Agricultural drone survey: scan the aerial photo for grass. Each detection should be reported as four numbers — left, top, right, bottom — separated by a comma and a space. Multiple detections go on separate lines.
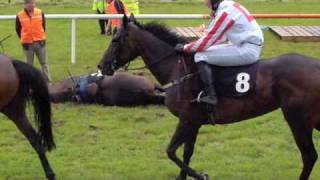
0, 1, 320, 180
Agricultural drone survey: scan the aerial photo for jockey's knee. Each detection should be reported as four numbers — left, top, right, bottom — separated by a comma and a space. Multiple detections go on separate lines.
195, 53, 209, 64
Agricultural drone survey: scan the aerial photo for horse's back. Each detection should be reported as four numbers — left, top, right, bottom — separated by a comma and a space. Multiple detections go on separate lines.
0, 55, 19, 109
261, 53, 320, 107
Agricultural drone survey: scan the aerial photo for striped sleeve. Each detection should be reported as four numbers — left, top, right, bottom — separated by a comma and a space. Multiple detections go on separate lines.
183, 12, 235, 53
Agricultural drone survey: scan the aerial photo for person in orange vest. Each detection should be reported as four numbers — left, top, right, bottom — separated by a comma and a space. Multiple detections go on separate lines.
106, 0, 129, 33
15, 0, 51, 82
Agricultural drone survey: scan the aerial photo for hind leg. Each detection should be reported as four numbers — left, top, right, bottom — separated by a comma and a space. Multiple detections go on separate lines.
282, 107, 318, 180
2, 101, 55, 180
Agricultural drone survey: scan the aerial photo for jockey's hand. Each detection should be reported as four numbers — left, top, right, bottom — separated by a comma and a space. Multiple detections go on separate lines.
174, 44, 185, 53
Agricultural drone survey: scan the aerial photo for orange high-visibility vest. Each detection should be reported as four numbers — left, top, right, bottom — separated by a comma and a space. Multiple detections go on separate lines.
107, 0, 129, 28
18, 8, 46, 44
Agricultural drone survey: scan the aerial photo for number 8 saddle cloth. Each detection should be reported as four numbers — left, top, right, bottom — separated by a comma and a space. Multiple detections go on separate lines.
211, 61, 259, 98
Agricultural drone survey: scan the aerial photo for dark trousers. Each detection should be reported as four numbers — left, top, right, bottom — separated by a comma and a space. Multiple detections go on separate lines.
97, 11, 108, 34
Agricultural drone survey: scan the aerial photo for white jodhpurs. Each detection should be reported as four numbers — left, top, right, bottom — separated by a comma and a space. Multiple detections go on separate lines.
194, 43, 263, 66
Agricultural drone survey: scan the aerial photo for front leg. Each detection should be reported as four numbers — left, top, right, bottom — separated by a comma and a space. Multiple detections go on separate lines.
176, 130, 198, 180
167, 119, 206, 180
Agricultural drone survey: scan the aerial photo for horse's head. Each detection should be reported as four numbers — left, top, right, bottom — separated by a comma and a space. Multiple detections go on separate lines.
98, 14, 140, 76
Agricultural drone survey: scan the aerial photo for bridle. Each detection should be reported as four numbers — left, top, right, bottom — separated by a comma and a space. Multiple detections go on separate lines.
107, 36, 176, 72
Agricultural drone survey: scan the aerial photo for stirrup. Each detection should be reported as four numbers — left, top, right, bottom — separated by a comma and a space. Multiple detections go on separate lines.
190, 91, 204, 104
191, 91, 218, 105
197, 91, 205, 103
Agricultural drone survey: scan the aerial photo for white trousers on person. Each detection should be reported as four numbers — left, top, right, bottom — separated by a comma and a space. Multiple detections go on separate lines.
194, 43, 262, 66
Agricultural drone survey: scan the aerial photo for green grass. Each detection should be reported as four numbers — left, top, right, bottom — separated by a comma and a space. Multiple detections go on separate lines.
0, 1, 320, 180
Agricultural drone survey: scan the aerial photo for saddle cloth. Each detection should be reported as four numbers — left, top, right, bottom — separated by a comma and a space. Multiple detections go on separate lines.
211, 62, 259, 98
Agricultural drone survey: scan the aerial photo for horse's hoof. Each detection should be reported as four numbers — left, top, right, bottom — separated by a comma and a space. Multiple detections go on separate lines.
198, 173, 209, 180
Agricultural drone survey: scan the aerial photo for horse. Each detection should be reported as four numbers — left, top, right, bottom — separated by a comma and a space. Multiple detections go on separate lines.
98, 15, 320, 180
0, 54, 55, 179
49, 72, 165, 106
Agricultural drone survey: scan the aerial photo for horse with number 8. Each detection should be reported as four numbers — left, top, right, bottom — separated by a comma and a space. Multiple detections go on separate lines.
98, 15, 320, 180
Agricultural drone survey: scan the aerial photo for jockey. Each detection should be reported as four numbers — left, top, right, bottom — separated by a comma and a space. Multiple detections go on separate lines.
175, 0, 264, 106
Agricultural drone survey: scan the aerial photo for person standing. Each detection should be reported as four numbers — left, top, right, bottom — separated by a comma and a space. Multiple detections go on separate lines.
122, 0, 139, 15
107, 0, 129, 32
16, 0, 51, 82
92, 0, 111, 35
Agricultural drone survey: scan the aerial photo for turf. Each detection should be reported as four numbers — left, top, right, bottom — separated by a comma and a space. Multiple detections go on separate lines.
0, 1, 320, 180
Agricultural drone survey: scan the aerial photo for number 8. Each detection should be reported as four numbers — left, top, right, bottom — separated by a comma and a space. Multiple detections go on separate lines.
236, 73, 250, 93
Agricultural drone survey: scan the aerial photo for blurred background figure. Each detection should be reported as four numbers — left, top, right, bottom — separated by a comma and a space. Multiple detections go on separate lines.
16, 0, 51, 82
107, 0, 128, 33
123, 0, 140, 15
92, 0, 111, 35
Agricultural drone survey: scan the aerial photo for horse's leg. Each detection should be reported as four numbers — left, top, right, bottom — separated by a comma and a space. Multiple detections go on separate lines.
282, 107, 317, 180
167, 120, 206, 180
176, 127, 199, 180
2, 101, 55, 180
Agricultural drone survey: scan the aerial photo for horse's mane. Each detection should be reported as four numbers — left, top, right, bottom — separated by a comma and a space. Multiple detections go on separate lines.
140, 22, 189, 46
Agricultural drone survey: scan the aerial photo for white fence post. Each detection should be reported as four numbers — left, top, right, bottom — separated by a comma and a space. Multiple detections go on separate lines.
71, 18, 76, 64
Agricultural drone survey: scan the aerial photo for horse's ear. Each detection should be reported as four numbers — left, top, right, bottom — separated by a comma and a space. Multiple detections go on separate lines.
123, 14, 129, 28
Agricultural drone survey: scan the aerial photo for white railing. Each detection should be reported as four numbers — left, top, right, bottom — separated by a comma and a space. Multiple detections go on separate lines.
1, 14, 320, 64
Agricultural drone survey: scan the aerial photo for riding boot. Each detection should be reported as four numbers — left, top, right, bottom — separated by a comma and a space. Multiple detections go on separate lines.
196, 61, 218, 105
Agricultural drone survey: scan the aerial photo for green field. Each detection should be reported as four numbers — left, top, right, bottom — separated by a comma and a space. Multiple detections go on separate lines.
1, 1, 320, 180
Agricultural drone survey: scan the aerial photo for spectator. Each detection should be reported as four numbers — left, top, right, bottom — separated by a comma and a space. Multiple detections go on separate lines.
123, 0, 139, 15
92, 0, 111, 35
107, 0, 129, 33
16, 0, 51, 82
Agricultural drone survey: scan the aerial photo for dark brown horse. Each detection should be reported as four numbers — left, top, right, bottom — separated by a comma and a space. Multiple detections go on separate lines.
49, 72, 164, 106
98, 15, 320, 180
0, 54, 55, 180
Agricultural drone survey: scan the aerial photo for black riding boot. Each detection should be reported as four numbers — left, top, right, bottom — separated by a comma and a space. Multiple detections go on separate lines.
196, 61, 218, 105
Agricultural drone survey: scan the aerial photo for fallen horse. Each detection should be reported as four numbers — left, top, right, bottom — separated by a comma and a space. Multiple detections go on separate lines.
49, 72, 165, 106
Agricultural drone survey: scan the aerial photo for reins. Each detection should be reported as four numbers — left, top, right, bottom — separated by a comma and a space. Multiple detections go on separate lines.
0, 35, 12, 53
122, 51, 197, 91
163, 54, 198, 90
123, 49, 175, 71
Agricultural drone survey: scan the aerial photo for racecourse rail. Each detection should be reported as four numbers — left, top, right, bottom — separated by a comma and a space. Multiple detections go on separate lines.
1, 14, 320, 64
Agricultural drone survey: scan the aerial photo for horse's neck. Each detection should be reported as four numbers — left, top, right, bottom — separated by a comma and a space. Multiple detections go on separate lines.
136, 32, 181, 85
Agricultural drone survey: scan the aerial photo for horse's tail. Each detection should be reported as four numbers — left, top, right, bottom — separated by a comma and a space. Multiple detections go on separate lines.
12, 60, 55, 151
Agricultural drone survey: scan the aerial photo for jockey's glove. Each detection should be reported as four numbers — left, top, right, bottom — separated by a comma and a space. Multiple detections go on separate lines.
174, 44, 185, 53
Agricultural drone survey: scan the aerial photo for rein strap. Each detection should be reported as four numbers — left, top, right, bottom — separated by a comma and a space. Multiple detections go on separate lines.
163, 72, 197, 90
